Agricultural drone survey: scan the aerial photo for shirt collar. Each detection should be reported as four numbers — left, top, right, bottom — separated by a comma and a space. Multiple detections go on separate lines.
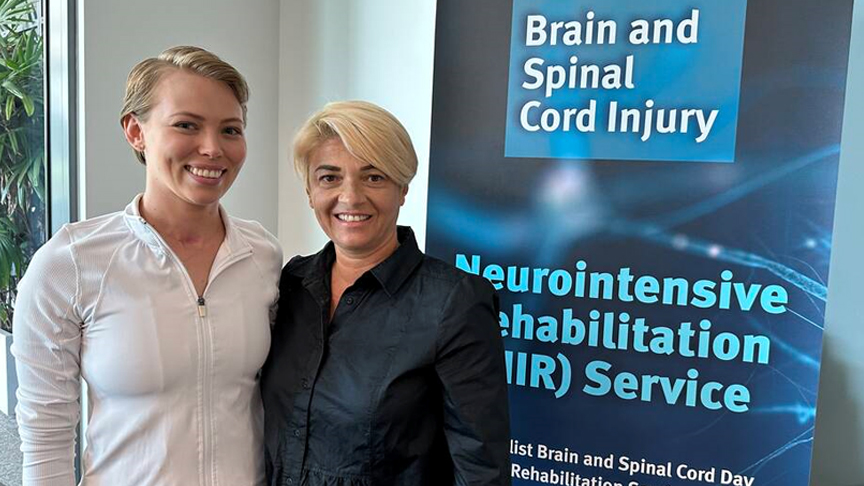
289, 226, 424, 298
122, 194, 252, 257
369, 226, 424, 297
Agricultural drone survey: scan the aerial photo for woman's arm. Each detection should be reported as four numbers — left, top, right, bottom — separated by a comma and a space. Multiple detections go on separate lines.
11, 226, 82, 486
435, 275, 512, 486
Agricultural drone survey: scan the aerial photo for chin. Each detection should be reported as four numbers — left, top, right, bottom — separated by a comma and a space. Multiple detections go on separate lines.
334, 240, 372, 252
182, 190, 225, 207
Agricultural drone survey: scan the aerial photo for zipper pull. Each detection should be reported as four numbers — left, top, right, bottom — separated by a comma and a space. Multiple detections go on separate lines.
197, 297, 207, 317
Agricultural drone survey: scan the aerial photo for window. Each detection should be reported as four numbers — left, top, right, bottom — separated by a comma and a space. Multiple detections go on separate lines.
0, 0, 46, 333
0, 0, 76, 482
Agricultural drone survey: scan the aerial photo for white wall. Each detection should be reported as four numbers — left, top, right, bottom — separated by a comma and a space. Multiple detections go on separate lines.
79, 0, 280, 232
277, 0, 436, 257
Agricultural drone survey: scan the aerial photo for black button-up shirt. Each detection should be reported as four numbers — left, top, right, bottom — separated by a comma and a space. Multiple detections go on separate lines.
261, 227, 511, 486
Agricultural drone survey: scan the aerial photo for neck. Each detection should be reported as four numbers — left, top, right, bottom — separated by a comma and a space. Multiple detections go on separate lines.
140, 190, 224, 244
332, 230, 400, 283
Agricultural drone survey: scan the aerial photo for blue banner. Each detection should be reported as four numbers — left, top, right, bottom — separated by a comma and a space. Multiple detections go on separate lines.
427, 1, 855, 485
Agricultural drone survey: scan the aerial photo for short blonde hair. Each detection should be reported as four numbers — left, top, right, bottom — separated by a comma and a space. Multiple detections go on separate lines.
293, 101, 418, 188
120, 45, 249, 164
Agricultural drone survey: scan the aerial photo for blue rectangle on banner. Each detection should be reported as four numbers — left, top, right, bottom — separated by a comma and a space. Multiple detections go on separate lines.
504, 0, 747, 162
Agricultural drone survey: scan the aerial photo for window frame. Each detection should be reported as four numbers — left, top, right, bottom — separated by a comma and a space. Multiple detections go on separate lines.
46, 0, 78, 233
44, 0, 80, 478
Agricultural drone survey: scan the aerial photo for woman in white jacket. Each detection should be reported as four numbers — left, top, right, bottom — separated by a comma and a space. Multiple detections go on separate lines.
11, 46, 282, 486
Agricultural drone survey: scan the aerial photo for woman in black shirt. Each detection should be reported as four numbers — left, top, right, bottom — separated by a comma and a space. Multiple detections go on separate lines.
261, 100, 511, 485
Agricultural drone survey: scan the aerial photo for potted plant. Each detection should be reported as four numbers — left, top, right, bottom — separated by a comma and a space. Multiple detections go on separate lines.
0, 0, 45, 416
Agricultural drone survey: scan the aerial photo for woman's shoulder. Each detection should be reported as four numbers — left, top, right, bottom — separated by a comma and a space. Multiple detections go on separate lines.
42, 210, 129, 259
284, 252, 316, 271
417, 253, 484, 282
280, 251, 328, 288
415, 253, 497, 299
415, 255, 499, 339
20, 210, 130, 301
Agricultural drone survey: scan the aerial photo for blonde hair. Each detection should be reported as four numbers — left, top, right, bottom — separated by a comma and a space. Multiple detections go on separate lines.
293, 100, 418, 188
120, 45, 249, 164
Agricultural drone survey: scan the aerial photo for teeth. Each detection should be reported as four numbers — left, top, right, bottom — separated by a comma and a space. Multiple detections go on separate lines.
188, 167, 223, 179
337, 214, 370, 222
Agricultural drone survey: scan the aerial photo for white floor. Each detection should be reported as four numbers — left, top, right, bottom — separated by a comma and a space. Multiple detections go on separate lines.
0, 411, 21, 486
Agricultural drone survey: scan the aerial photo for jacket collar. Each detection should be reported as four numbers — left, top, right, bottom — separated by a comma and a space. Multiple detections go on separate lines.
123, 194, 252, 257
289, 226, 424, 298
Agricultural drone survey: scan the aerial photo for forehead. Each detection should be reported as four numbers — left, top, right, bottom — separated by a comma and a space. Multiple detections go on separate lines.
309, 138, 372, 171
150, 69, 242, 120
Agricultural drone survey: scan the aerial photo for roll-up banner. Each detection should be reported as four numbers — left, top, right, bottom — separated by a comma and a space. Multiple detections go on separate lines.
426, 1, 855, 485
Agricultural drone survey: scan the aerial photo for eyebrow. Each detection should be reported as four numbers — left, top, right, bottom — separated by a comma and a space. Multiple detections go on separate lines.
171, 112, 204, 120
170, 112, 243, 124
314, 165, 380, 172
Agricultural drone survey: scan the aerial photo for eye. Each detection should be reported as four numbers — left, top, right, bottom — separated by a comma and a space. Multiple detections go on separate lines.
174, 121, 197, 130
318, 174, 338, 184
367, 173, 387, 183
224, 126, 243, 136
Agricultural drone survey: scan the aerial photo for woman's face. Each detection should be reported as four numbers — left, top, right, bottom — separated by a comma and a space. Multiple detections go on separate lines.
124, 69, 246, 210
308, 138, 407, 260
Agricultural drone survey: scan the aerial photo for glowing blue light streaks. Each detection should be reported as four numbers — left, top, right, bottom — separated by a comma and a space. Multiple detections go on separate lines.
751, 404, 816, 425
740, 427, 814, 475
763, 365, 817, 406
786, 308, 824, 331
611, 222, 829, 302
745, 316, 821, 370
649, 145, 839, 230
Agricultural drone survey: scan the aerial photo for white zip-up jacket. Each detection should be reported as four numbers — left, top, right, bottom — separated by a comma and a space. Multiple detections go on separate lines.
12, 195, 282, 486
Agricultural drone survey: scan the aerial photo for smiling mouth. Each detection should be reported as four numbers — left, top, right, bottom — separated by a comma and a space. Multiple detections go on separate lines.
186, 166, 226, 179
336, 214, 371, 222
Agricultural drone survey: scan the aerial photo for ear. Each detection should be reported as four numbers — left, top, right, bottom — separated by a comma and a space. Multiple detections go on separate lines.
399, 185, 409, 206
122, 114, 146, 152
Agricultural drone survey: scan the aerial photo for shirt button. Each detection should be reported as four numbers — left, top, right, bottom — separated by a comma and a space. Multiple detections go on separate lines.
345, 296, 355, 305
287, 479, 293, 485
293, 428, 301, 437
301, 378, 310, 389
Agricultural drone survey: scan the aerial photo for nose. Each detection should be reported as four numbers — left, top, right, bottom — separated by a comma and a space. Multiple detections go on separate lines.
199, 129, 224, 159
338, 178, 364, 205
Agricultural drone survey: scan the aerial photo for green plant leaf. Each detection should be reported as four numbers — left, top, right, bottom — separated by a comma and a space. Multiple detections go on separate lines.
27, 153, 40, 185
2, 79, 24, 99
16, 160, 29, 184
8, 128, 18, 153
21, 92, 33, 116
2, 57, 18, 72
4, 95, 13, 120
0, 216, 23, 289
0, 0, 46, 332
